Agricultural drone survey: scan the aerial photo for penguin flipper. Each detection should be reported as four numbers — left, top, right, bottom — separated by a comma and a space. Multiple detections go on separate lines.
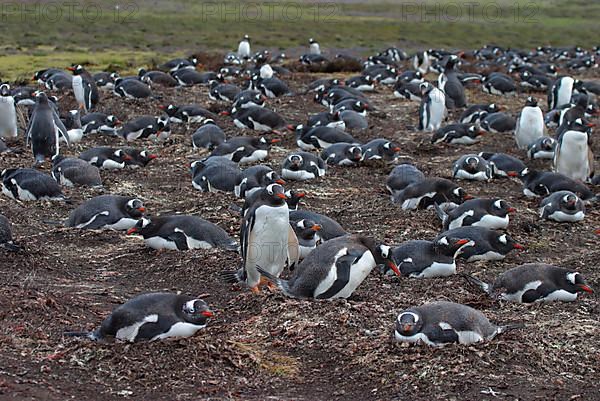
460, 273, 493, 295
433, 203, 448, 227
286, 224, 300, 270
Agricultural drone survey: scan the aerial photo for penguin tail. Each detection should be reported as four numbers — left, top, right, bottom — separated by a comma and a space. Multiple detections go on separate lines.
63, 330, 100, 341
42, 219, 65, 226
256, 266, 292, 297
0, 241, 23, 252
433, 203, 448, 225
221, 268, 245, 284
496, 323, 525, 336
221, 240, 240, 253
460, 273, 492, 295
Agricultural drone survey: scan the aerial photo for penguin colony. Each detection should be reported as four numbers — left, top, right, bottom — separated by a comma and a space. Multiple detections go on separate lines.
0, 39, 598, 359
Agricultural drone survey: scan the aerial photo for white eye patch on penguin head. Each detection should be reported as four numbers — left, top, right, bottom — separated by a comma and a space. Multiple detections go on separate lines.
378, 244, 391, 259
396, 311, 421, 335
182, 299, 213, 320
498, 234, 508, 245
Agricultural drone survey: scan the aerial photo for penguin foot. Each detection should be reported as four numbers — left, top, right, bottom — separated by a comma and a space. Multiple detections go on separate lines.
250, 286, 261, 294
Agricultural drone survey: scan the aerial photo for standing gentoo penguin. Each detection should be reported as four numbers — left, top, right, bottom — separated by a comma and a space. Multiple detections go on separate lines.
281, 151, 327, 181
394, 178, 470, 210
521, 170, 595, 200
389, 237, 474, 278
452, 154, 493, 181
79, 147, 132, 170
67, 64, 99, 112
438, 55, 466, 108
65, 293, 212, 342
435, 198, 515, 230
539, 191, 585, 222
309, 38, 321, 55
257, 235, 400, 299
386, 164, 425, 201
237, 35, 251, 59
435, 227, 523, 262
52, 155, 102, 187
1, 168, 65, 201
26, 92, 69, 164
553, 118, 594, 182
394, 301, 520, 347
418, 82, 446, 132
527, 136, 557, 159
0, 84, 17, 141
515, 96, 545, 149
67, 195, 145, 230
127, 215, 238, 251
548, 76, 575, 110
223, 184, 299, 293
0, 214, 20, 251
464, 264, 593, 303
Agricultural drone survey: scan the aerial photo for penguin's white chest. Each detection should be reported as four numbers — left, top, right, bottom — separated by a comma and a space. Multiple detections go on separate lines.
248, 205, 290, 276
314, 249, 376, 299
556, 79, 574, 108
554, 131, 590, 180
151, 322, 206, 341
72, 75, 85, 104
413, 261, 456, 278
0, 96, 17, 139
516, 107, 544, 148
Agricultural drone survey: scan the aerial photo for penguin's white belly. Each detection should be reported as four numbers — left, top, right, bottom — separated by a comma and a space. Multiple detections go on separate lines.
282, 169, 316, 181
501, 280, 542, 302
427, 91, 445, 130
297, 139, 316, 151
105, 217, 139, 230
541, 289, 578, 302
467, 251, 505, 262
532, 150, 554, 159
394, 331, 438, 346
238, 42, 250, 57
115, 314, 158, 342
556, 82, 573, 108
169, 116, 184, 124
16, 184, 37, 201
72, 76, 85, 105
547, 210, 585, 222
1, 185, 15, 199
249, 205, 289, 277
451, 136, 479, 145
174, 228, 213, 249
448, 210, 475, 229
248, 118, 273, 133
523, 188, 540, 198
454, 170, 490, 181
101, 159, 126, 170
233, 118, 249, 129
401, 191, 436, 210
516, 109, 544, 148
314, 250, 375, 299
66, 128, 83, 143
144, 236, 179, 250
315, 137, 334, 149
298, 244, 315, 260
0, 99, 17, 138
438, 322, 485, 344
474, 214, 510, 230
555, 133, 590, 180
151, 322, 206, 341
413, 261, 456, 278
239, 149, 268, 164
75, 211, 110, 229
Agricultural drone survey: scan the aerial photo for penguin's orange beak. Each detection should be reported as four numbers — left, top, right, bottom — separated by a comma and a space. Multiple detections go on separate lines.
123, 154, 133, 161
296, 192, 306, 198
127, 227, 138, 235
148, 154, 158, 160
388, 261, 401, 277
393, 147, 401, 152
219, 111, 230, 116
276, 193, 287, 199
463, 194, 474, 200
270, 138, 281, 144
312, 224, 322, 231
507, 207, 517, 213
456, 239, 470, 245
201, 310, 214, 318
275, 179, 286, 185
66, 66, 75, 71
137, 207, 146, 213
578, 284, 593, 294
507, 171, 519, 177
513, 243, 525, 250
286, 124, 296, 131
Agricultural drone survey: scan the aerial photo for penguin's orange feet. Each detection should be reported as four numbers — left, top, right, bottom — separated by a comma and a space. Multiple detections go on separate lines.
266, 281, 277, 292
250, 286, 261, 294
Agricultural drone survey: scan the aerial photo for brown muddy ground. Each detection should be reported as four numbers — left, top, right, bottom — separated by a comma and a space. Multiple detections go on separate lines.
0, 61, 599, 401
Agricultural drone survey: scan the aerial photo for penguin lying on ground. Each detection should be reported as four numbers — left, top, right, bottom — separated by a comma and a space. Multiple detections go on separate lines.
435, 226, 523, 262
394, 301, 521, 347
234, 165, 285, 198
192, 120, 226, 151
51, 155, 102, 187
431, 124, 483, 145
386, 164, 425, 201
463, 263, 593, 302
281, 151, 327, 181
435, 198, 515, 230
521, 170, 595, 200
79, 147, 132, 170
66, 195, 145, 230
452, 154, 493, 181
321, 143, 363, 166
291, 219, 322, 260
539, 191, 585, 222
289, 210, 347, 241
258, 235, 400, 299
191, 157, 241, 193
121, 148, 158, 168
1, 168, 65, 201
65, 293, 212, 342
394, 178, 471, 210
478, 152, 528, 178
360, 139, 400, 161
527, 137, 556, 159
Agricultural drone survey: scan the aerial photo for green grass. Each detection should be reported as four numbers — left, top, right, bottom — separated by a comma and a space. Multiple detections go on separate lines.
0, 0, 599, 80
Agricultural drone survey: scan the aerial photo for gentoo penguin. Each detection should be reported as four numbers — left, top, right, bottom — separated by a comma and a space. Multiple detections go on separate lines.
483, 74, 516, 95
292, 219, 322, 259
452, 154, 493, 181
171, 69, 216, 86
389, 237, 473, 278
527, 136, 557, 159
394, 301, 519, 347
338, 110, 368, 131
413, 51, 430, 74
438, 55, 466, 108
67, 195, 145, 230
435, 227, 523, 262
10, 86, 37, 106
289, 210, 347, 242
360, 139, 401, 161
386, 164, 425, 201
519, 71, 553, 91
330, 98, 370, 116
52, 155, 102, 187
460, 103, 499, 124
231, 90, 265, 113
1, 168, 65, 201
211, 136, 277, 164
431, 124, 483, 145
479, 152, 528, 178
121, 148, 158, 168
231, 106, 287, 132
223, 184, 299, 293
393, 81, 422, 102
0, 84, 17, 141
81, 113, 120, 135
209, 80, 241, 102
190, 157, 241, 193
114, 78, 152, 99
192, 120, 225, 151
159, 57, 198, 72
515, 96, 545, 149
397, 70, 424, 85
548, 76, 575, 110
522, 170, 595, 200
281, 151, 326, 181
162, 104, 216, 124
256, 77, 292, 98
25, 92, 69, 164
553, 118, 594, 182
295, 126, 358, 150
321, 143, 363, 166
237, 35, 251, 59
120, 115, 170, 142
257, 235, 400, 299
128, 215, 238, 251
259, 64, 273, 79
79, 147, 132, 170
284, 190, 305, 211
309, 38, 321, 55
234, 165, 285, 198
435, 198, 515, 230
394, 178, 470, 210
465, 264, 593, 303
65, 293, 212, 342
345, 75, 375, 92
306, 111, 345, 130
93, 71, 114, 88
44, 72, 73, 91
418, 82, 446, 132
138, 68, 178, 87
62, 110, 84, 143
539, 191, 585, 222
67, 65, 99, 112
0, 214, 20, 251
480, 112, 516, 133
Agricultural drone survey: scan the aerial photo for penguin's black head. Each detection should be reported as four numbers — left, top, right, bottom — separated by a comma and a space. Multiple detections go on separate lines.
285, 190, 305, 210
0, 84, 10, 96
525, 96, 538, 107
127, 217, 151, 235
450, 186, 472, 203
68, 64, 84, 75
396, 311, 423, 336
359, 238, 400, 276
435, 236, 474, 257
264, 170, 286, 186
560, 193, 579, 209
382, 141, 401, 158
565, 272, 594, 294
138, 150, 158, 166
35, 91, 49, 104
295, 219, 321, 239
347, 146, 363, 162
125, 198, 146, 217
495, 233, 524, 253
107, 115, 121, 127
181, 298, 213, 324
243, 34, 250, 41
287, 153, 304, 168
309, 38, 315, 44
540, 137, 556, 151
493, 199, 516, 215
464, 156, 480, 172
263, 183, 287, 205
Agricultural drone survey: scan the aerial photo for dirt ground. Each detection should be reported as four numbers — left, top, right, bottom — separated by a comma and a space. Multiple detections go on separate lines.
0, 60, 599, 401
